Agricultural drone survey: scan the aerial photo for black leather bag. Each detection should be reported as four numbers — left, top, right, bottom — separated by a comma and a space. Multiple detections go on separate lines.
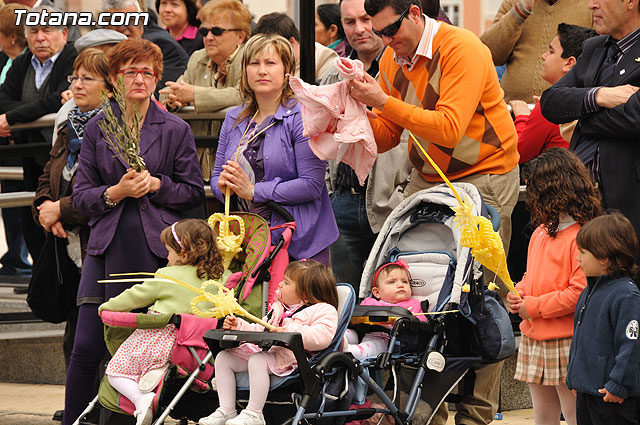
27, 234, 81, 323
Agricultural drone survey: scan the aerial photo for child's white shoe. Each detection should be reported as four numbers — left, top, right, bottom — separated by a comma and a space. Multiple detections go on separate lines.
226, 409, 265, 425
198, 409, 238, 425
133, 392, 155, 425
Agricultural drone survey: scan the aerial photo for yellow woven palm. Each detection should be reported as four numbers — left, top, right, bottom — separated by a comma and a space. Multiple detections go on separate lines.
208, 212, 245, 271
409, 132, 519, 298
105, 272, 274, 329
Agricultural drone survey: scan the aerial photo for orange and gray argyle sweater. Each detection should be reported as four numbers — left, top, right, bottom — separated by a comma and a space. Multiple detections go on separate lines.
370, 23, 520, 182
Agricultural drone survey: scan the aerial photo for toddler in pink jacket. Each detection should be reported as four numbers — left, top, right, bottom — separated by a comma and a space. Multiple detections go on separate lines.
346, 260, 428, 361
199, 260, 339, 425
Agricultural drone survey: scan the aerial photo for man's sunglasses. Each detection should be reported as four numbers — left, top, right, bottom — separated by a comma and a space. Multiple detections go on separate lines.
372, 6, 411, 38
198, 26, 242, 37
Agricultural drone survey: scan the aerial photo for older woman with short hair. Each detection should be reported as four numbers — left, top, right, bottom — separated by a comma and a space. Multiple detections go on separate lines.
63, 38, 204, 425
160, 0, 251, 182
33, 47, 111, 371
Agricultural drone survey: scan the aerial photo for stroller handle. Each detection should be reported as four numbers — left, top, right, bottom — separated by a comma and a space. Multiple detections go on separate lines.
267, 201, 294, 223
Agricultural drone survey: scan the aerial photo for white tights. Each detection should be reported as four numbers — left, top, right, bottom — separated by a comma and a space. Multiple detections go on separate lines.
345, 329, 388, 362
214, 350, 271, 415
529, 382, 577, 425
107, 375, 152, 412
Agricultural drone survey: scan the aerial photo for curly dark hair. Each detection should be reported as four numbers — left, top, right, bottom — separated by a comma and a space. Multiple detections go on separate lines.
160, 219, 224, 280
577, 212, 639, 279
525, 148, 604, 237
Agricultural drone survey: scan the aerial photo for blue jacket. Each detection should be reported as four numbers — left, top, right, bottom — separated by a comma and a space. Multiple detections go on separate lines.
566, 274, 640, 399
72, 100, 204, 258
211, 102, 338, 259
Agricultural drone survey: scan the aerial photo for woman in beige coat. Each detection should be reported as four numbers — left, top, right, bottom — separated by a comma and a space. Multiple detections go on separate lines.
161, 0, 251, 181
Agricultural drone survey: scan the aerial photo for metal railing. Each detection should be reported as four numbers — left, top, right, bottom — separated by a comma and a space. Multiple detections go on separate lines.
0, 105, 229, 208
2, 105, 231, 158
0, 185, 215, 209
0, 167, 23, 180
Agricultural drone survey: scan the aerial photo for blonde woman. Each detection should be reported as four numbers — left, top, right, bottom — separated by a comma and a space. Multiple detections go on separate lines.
210, 34, 338, 265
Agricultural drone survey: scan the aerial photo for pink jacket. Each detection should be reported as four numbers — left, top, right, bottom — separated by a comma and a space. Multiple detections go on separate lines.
289, 57, 377, 185
229, 301, 338, 376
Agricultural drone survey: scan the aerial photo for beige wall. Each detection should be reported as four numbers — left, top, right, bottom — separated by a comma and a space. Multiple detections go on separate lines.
482, 0, 503, 33
463, 0, 482, 35
244, 0, 288, 21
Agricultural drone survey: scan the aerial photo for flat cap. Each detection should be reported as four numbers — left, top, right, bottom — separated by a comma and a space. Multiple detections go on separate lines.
74, 29, 127, 52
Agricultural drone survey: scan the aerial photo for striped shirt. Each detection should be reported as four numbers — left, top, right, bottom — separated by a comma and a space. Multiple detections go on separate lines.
30, 49, 62, 89
583, 25, 640, 114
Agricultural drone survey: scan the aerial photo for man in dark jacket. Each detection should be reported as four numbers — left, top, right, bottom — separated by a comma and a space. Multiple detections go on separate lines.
540, 0, 640, 248
0, 4, 77, 263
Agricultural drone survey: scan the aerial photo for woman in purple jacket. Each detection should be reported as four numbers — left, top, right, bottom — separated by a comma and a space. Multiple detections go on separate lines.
212, 34, 338, 264
63, 39, 204, 425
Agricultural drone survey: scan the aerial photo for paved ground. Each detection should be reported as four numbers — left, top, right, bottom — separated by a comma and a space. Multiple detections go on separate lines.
0, 383, 538, 425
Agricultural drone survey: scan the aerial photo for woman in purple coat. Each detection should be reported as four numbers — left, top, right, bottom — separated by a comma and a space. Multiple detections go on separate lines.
63, 39, 204, 425
211, 34, 338, 264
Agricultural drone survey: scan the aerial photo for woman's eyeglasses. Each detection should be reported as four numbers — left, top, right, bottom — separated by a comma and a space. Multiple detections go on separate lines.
198, 26, 242, 37
372, 6, 411, 38
67, 75, 105, 85
117, 69, 157, 80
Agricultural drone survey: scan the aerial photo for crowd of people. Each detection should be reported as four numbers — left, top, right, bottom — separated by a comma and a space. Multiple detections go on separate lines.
0, 0, 639, 424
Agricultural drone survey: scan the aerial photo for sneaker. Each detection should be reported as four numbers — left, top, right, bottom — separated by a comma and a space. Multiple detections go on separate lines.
199, 409, 238, 425
134, 392, 155, 425
226, 409, 265, 425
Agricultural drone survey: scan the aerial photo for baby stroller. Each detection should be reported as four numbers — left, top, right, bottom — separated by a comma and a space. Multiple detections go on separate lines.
74, 202, 299, 424
344, 183, 516, 424
203, 282, 357, 425
247, 183, 513, 425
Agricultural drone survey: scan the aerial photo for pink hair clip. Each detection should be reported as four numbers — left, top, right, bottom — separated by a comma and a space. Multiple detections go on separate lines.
171, 222, 184, 251
372, 259, 412, 288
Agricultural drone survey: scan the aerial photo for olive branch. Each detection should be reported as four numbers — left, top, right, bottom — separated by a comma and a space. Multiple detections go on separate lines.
97, 76, 146, 172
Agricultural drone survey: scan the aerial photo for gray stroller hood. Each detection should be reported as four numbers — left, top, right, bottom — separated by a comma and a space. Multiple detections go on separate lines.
359, 182, 484, 309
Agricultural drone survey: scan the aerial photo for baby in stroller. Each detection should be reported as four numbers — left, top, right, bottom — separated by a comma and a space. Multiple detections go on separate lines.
98, 219, 223, 425
199, 260, 339, 425
345, 260, 428, 361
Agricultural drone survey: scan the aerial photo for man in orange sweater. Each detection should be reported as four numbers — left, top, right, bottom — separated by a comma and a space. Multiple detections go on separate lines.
349, 1, 520, 424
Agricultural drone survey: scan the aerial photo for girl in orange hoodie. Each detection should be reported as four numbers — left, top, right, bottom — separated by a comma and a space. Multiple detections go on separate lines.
507, 148, 603, 425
